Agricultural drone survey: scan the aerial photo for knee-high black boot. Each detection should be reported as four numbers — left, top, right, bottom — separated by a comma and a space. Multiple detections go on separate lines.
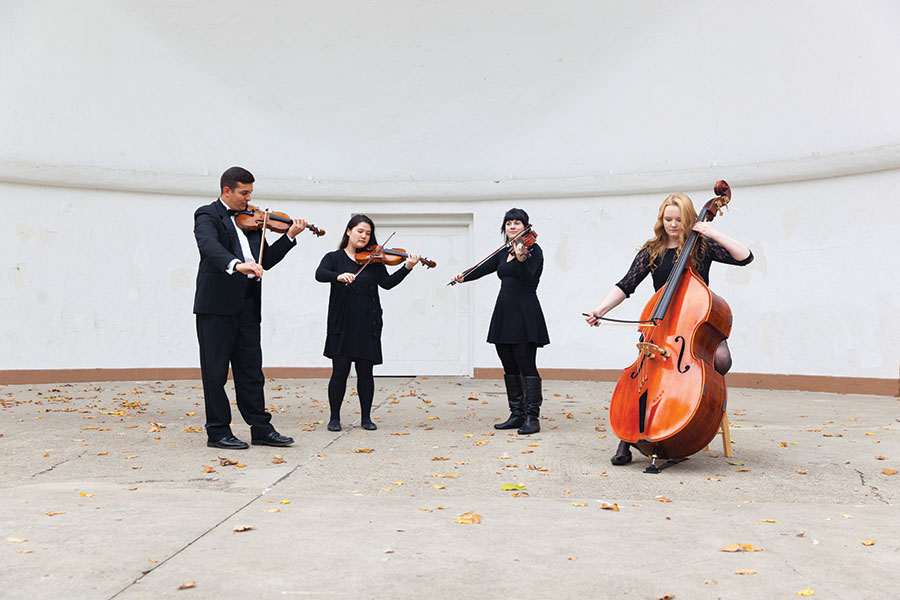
517, 376, 542, 435
494, 374, 525, 429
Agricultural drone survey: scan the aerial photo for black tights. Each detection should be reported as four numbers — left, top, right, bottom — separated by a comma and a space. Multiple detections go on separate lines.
495, 343, 539, 377
328, 356, 375, 425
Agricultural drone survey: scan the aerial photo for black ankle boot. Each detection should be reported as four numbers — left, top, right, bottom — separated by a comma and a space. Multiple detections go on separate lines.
494, 374, 525, 429
517, 376, 542, 435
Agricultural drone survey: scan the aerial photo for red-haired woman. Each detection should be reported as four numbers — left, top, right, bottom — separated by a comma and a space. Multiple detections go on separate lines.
585, 193, 753, 465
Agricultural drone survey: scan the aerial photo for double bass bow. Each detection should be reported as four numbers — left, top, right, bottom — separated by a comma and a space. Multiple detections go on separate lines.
608, 181, 733, 471
447, 225, 538, 286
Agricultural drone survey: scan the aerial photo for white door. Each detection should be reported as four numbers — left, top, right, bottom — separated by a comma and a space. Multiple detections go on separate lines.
373, 213, 472, 376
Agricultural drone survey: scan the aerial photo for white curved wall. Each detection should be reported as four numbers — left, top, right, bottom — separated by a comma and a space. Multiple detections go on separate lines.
1, 1, 899, 382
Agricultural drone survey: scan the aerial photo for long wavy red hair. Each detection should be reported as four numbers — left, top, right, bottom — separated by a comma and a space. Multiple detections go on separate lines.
640, 193, 707, 270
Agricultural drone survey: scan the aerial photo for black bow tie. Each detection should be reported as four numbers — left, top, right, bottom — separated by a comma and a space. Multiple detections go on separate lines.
226, 208, 238, 216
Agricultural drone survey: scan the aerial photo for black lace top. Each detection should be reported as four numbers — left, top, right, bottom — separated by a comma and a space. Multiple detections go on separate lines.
615, 239, 753, 297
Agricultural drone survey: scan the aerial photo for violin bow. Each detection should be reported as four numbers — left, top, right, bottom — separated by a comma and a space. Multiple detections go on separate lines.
346, 231, 395, 285
448, 225, 533, 286
255, 209, 270, 278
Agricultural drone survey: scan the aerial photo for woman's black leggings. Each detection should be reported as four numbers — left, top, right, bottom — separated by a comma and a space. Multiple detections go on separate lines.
495, 343, 539, 377
328, 356, 375, 422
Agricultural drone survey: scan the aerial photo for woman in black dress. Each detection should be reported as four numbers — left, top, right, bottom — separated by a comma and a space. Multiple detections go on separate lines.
585, 192, 753, 465
451, 208, 550, 435
315, 215, 421, 431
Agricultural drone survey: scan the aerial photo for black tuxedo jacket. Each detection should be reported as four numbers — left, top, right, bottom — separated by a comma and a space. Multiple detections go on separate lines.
193, 199, 296, 316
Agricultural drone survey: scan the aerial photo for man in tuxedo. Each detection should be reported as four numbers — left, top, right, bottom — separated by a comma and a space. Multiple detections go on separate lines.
193, 166, 306, 449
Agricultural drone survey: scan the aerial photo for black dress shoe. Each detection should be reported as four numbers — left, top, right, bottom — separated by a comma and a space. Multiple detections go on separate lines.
361, 421, 377, 431
610, 449, 633, 466
327, 420, 341, 432
207, 435, 249, 450
251, 431, 294, 447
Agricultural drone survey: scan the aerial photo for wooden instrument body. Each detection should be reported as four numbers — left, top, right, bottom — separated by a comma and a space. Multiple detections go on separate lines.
610, 265, 732, 459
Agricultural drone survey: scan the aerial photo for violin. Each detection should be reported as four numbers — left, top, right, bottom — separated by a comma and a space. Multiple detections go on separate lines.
509, 228, 538, 259
448, 224, 538, 285
607, 181, 733, 471
355, 244, 437, 268
235, 205, 326, 237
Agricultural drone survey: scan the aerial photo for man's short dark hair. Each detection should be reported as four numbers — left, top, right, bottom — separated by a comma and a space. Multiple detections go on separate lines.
220, 166, 255, 192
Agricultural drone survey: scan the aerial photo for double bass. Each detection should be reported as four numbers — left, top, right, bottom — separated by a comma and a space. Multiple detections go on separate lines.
608, 181, 733, 471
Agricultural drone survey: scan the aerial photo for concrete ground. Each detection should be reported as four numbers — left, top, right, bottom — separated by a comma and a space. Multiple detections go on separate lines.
1, 377, 897, 600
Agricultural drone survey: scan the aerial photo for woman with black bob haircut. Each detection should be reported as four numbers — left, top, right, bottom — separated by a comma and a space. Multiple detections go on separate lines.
451, 208, 550, 434
315, 214, 421, 431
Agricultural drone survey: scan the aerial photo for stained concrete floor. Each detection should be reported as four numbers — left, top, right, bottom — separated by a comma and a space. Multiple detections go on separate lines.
1, 377, 897, 599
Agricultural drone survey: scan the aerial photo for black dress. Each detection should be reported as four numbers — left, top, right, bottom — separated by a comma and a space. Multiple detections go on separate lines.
315, 250, 411, 364
464, 243, 550, 347
615, 239, 754, 296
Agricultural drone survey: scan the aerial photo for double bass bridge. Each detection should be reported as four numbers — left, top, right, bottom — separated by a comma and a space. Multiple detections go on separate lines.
636, 342, 670, 359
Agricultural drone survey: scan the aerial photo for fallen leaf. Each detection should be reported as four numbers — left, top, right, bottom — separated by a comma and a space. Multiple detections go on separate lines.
5, 537, 27, 543
79, 492, 94, 498
875, 456, 886, 460
279, 499, 291, 504
600, 503, 619, 511
433, 484, 446, 490
862, 539, 875, 546
797, 469, 808, 474
841, 514, 854, 519
453, 511, 481, 524
654, 496, 673, 503
177, 581, 196, 590
392, 481, 404, 486
184, 426, 202, 433
17, 549, 33, 554
882, 468, 897, 475
501, 483, 526, 491
720, 543, 763, 552
572, 502, 587, 507
202, 465, 216, 473
232, 524, 254, 532
390, 432, 409, 436
568, 557, 577, 561
735, 569, 756, 575
761, 519, 777, 524
45, 511, 65, 517
262, 508, 280, 513
431, 456, 449, 461
354, 448, 374, 453
796, 588, 814, 597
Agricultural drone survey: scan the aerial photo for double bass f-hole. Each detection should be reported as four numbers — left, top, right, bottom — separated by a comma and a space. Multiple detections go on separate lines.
674, 335, 691, 374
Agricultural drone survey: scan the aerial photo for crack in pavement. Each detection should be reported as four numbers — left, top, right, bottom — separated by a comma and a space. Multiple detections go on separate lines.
853, 468, 889, 504
106, 376, 417, 600
31, 449, 88, 477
